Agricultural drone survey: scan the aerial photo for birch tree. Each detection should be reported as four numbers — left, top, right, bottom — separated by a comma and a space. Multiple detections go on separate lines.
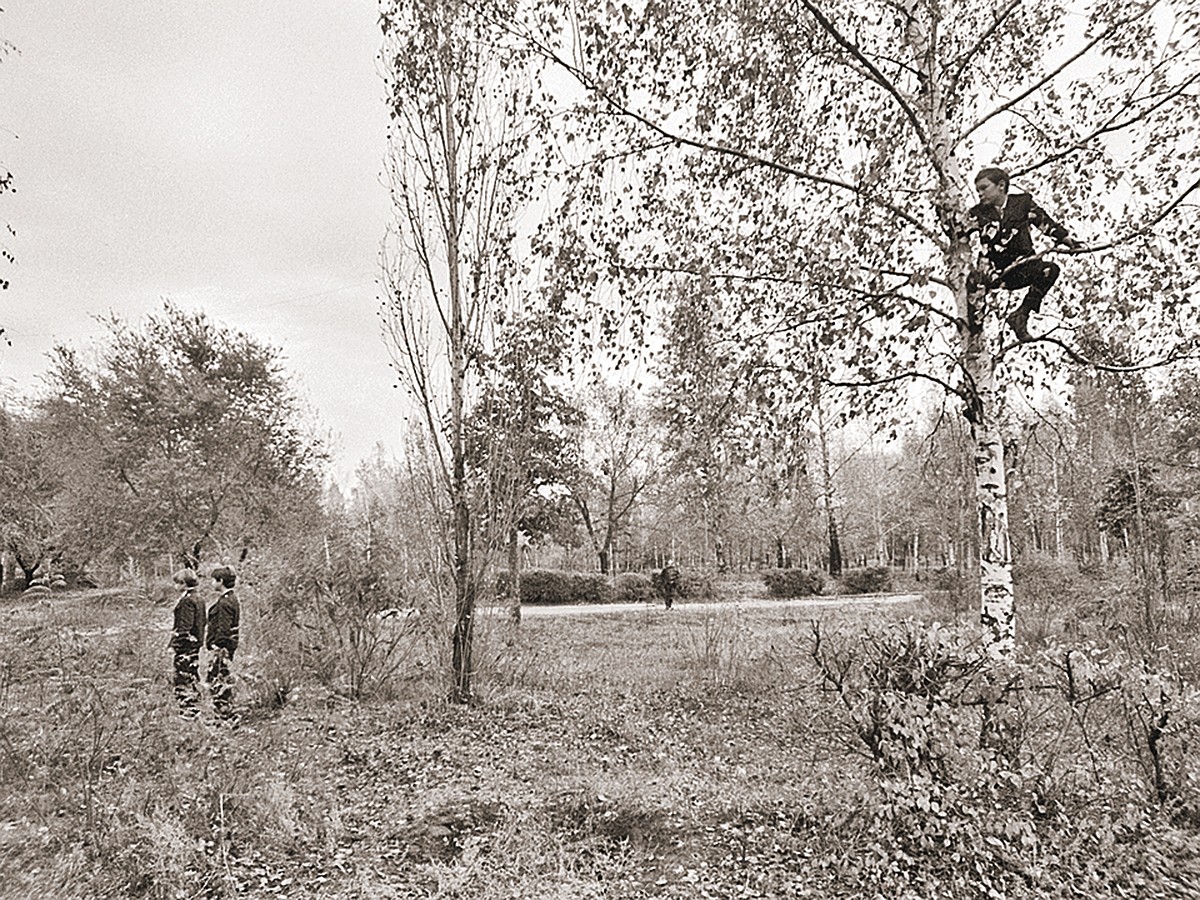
567, 382, 658, 574
513, 0, 1200, 655
381, 0, 537, 700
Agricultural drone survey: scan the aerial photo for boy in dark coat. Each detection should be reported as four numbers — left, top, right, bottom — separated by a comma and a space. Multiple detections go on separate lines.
971, 167, 1081, 340
169, 568, 204, 715
206, 565, 240, 719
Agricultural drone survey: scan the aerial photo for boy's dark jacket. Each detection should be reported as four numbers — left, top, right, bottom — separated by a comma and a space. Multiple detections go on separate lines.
970, 192, 1071, 271
206, 590, 240, 655
170, 590, 205, 652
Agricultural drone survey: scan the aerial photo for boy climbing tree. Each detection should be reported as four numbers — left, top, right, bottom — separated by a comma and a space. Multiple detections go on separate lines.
970, 167, 1083, 341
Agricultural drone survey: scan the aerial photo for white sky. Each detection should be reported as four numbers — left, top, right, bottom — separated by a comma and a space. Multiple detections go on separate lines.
0, 2, 398, 482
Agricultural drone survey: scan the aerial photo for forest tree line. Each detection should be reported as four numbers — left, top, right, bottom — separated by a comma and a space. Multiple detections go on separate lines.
3, 299, 1197, 614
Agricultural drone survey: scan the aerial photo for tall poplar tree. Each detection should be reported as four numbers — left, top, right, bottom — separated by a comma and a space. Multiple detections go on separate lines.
381, 0, 537, 700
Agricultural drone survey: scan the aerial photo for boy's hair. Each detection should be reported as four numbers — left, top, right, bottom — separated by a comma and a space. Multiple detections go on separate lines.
173, 568, 199, 588
210, 565, 237, 588
975, 166, 1010, 189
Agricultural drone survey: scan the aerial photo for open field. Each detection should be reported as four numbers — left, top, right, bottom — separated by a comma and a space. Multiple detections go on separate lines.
2, 584, 1199, 899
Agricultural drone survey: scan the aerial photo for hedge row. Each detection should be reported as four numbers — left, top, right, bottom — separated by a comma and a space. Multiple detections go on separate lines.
762, 566, 895, 597
763, 568, 825, 597
494, 569, 644, 605
838, 566, 893, 594
495, 569, 706, 605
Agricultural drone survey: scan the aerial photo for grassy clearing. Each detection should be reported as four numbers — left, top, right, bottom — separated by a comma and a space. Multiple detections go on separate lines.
1, 586, 1198, 899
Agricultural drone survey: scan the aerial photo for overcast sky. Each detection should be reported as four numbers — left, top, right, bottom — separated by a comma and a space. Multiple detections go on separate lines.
1, 2, 397, 481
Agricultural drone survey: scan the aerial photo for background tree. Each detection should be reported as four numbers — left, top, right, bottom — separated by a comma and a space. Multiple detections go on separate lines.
40, 303, 324, 573
513, 0, 1200, 654
0, 404, 58, 586
380, 0, 540, 700
467, 308, 584, 618
567, 382, 659, 574
656, 282, 757, 572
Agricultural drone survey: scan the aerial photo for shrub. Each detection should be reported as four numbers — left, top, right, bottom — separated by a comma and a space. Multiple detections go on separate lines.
682, 570, 715, 602
839, 566, 893, 594
762, 568, 824, 598
517, 569, 613, 605
268, 537, 424, 701
648, 567, 716, 603
612, 573, 654, 604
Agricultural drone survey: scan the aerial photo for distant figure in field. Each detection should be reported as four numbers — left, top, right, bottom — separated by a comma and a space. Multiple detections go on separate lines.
206, 565, 241, 721
970, 166, 1081, 341
660, 560, 681, 609
169, 568, 204, 716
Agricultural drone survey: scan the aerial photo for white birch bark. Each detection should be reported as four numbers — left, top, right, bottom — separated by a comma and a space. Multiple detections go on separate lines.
907, 0, 1016, 656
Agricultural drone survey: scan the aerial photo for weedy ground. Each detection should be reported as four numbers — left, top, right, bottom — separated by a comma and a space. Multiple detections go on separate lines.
1, 581, 1198, 899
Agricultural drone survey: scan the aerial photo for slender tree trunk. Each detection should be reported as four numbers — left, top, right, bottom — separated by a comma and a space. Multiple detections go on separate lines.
963, 323, 1016, 656
815, 398, 842, 577
909, 0, 1016, 655
506, 521, 521, 622
1052, 454, 1065, 561
443, 79, 475, 704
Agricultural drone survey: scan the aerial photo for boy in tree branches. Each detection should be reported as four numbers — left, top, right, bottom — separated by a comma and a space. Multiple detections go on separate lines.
970, 167, 1082, 340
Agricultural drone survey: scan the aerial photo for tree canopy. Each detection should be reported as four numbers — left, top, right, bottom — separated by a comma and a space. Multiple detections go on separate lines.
40, 303, 324, 570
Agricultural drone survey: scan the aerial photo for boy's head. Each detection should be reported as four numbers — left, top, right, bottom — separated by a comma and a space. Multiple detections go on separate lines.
210, 565, 237, 589
173, 568, 199, 588
975, 167, 1010, 207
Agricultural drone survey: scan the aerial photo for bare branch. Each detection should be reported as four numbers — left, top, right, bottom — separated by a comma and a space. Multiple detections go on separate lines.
959, 4, 1158, 144
947, 0, 1023, 97
1014, 71, 1200, 180
1003, 330, 1200, 373
498, 20, 944, 244
797, 0, 931, 151
825, 368, 968, 402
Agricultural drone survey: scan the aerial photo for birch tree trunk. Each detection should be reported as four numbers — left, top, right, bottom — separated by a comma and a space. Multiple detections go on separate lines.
962, 321, 1016, 655
911, 4, 1017, 656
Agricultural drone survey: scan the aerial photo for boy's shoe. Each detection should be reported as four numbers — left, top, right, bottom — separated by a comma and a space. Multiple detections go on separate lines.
1007, 307, 1031, 341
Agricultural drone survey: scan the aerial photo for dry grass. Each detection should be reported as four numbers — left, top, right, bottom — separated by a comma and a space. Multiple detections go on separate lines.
1, 587, 1197, 899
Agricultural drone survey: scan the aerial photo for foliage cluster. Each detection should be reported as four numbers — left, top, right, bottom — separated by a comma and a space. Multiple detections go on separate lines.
502, 569, 613, 605
0, 304, 324, 589
612, 572, 655, 604
811, 620, 1200, 896
837, 566, 895, 595
495, 568, 698, 606
762, 568, 824, 598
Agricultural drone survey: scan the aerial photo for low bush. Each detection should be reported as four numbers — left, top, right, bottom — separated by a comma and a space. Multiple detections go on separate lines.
839, 566, 893, 594
762, 568, 824, 598
517, 569, 613, 605
680, 570, 717, 603
647, 567, 717, 603
612, 572, 655, 604
807, 619, 1200, 896
265, 537, 424, 701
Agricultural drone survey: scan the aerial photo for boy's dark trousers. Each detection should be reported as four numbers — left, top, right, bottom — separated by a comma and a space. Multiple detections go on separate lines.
998, 257, 1061, 313
173, 650, 200, 713
208, 648, 235, 718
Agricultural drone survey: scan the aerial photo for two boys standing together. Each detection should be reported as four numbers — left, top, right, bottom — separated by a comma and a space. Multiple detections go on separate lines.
169, 565, 240, 720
